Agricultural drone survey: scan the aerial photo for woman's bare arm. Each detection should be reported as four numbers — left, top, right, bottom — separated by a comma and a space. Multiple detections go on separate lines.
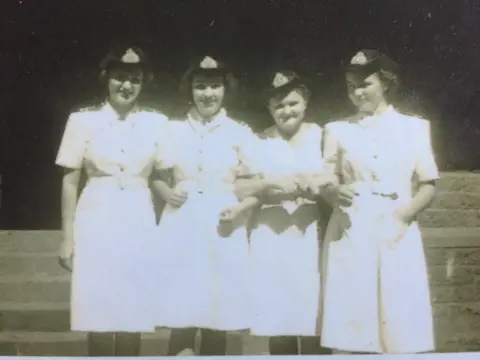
151, 169, 174, 202
398, 180, 436, 223
60, 168, 81, 259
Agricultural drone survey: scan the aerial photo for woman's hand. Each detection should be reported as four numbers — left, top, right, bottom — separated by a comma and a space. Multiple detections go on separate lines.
382, 208, 411, 249
219, 206, 241, 223
59, 233, 74, 272
165, 188, 188, 208
218, 206, 242, 238
324, 184, 358, 207
58, 256, 73, 272
269, 175, 300, 195
393, 207, 413, 225
296, 173, 336, 197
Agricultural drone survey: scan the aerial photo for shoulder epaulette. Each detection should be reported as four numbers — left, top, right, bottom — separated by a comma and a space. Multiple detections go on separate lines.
168, 116, 188, 122
395, 109, 426, 120
259, 125, 277, 139
71, 103, 104, 114
342, 113, 363, 123
304, 121, 321, 130
139, 106, 164, 114
236, 120, 254, 132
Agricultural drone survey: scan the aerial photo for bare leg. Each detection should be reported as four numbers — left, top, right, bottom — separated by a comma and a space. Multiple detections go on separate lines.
299, 336, 332, 355
114, 332, 141, 356
168, 328, 197, 356
269, 336, 299, 355
199, 328, 227, 355
87, 332, 115, 356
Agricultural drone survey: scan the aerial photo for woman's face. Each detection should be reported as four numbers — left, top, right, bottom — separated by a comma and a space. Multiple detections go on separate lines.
192, 74, 225, 118
107, 67, 143, 109
268, 88, 308, 136
346, 72, 387, 113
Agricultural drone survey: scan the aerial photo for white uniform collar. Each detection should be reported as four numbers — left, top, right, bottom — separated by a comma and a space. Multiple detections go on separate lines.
266, 122, 312, 147
101, 101, 140, 126
187, 108, 228, 134
357, 105, 396, 128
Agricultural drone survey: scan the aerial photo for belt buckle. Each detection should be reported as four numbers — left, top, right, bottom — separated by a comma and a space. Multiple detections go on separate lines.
372, 191, 398, 200
389, 192, 399, 200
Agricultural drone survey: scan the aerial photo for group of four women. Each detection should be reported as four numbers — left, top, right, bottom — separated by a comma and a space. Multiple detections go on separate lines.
56, 45, 439, 356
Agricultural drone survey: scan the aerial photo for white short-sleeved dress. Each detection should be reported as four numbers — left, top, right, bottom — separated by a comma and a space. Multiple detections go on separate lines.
155, 109, 258, 331
56, 102, 172, 332
320, 106, 439, 353
247, 122, 326, 336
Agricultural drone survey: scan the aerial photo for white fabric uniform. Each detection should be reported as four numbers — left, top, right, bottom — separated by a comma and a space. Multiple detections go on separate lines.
248, 123, 325, 336
155, 109, 257, 331
56, 103, 172, 332
320, 107, 439, 353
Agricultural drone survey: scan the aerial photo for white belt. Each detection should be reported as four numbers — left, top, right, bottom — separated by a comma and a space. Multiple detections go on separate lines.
349, 183, 401, 200
87, 176, 148, 190
175, 180, 234, 194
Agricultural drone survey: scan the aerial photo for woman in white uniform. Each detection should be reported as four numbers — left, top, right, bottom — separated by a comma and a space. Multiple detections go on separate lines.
235, 71, 333, 355
56, 46, 172, 356
320, 49, 439, 354
154, 55, 258, 356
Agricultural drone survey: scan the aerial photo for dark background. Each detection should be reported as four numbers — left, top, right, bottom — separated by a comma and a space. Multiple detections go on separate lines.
1, 0, 479, 229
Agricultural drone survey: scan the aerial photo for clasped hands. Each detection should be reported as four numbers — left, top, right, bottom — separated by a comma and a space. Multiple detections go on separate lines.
269, 172, 335, 199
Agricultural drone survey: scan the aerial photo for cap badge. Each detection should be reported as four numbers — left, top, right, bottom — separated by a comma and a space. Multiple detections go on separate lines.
272, 72, 291, 88
121, 48, 141, 63
200, 56, 218, 69
351, 51, 368, 65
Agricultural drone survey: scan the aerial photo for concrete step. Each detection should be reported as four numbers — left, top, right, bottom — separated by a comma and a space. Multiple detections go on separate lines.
0, 275, 70, 303
436, 172, 480, 193
0, 325, 475, 354
430, 191, 480, 210
0, 303, 255, 354
0, 228, 480, 284
0, 231, 60, 254
0, 303, 70, 332
419, 210, 480, 228
0, 253, 67, 277
0, 211, 479, 256
422, 227, 480, 248
0, 330, 256, 356
2, 266, 480, 305
0, 230, 478, 333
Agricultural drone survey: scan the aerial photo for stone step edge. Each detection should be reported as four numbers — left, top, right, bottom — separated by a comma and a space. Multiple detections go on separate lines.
422, 227, 480, 248
435, 190, 480, 195
1, 301, 478, 311
0, 227, 478, 256
0, 330, 173, 343
0, 228, 480, 248
0, 330, 476, 354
